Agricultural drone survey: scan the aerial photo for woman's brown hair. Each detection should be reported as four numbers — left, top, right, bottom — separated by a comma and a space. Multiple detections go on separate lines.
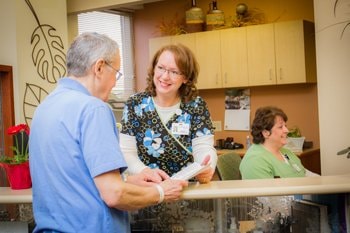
145, 43, 199, 103
251, 106, 288, 144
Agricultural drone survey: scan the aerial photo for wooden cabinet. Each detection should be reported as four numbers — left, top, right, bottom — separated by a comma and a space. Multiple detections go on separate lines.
149, 20, 317, 89
247, 20, 317, 86
150, 29, 247, 89
149, 36, 171, 59
172, 33, 196, 50
149, 31, 223, 89
149, 34, 196, 60
196, 27, 249, 89
195, 30, 222, 89
246, 23, 276, 86
274, 20, 317, 84
220, 27, 249, 87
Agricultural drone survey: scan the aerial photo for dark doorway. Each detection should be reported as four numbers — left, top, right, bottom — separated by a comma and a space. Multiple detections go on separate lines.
0, 64, 15, 186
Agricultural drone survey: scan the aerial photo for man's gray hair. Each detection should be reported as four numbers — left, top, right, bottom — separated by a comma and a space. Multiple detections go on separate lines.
67, 32, 119, 77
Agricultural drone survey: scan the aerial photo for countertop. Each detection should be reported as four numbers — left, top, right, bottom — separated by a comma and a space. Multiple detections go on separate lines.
1, 174, 349, 203
181, 174, 350, 200
0, 187, 32, 203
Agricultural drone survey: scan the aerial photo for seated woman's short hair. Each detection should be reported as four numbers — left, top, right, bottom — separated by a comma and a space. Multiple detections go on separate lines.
251, 106, 288, 144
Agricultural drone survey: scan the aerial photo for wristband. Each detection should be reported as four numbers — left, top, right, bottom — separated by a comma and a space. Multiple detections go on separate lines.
155, 184, 164, 204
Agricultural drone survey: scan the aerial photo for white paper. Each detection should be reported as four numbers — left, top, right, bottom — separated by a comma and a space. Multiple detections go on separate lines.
171, 162, 211, 180
224, 109, 250, 131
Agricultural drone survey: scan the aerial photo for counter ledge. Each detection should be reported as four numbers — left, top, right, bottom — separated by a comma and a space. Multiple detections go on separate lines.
181, 174, 350, 199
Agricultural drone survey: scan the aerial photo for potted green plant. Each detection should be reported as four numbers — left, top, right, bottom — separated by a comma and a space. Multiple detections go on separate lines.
285, 126, 305, 153
0, 123, 31, 189
287, 126, 302, 138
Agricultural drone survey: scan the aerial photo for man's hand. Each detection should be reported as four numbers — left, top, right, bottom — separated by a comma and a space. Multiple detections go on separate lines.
127, 167, 170, 186
158, 179, 188, 202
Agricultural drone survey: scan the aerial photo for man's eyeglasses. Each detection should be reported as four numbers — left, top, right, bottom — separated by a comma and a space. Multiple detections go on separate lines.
105, 62, 123, 81
155, 65, 183, 79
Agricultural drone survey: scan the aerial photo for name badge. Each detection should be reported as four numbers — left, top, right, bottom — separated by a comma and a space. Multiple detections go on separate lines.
292, 164, 302, 172
171, 122, 190, 135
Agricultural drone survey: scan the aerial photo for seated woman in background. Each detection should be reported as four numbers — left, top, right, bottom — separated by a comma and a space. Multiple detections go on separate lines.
239, 106, 319, 179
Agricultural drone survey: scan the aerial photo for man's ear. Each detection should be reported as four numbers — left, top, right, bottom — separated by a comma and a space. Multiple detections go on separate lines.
94, 59, 105, 76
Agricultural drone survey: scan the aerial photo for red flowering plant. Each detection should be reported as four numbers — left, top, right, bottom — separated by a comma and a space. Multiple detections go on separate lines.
0, 124, 30, 164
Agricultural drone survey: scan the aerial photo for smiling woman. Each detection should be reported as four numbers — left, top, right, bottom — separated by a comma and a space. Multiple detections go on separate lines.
239, 106, 319, 179
120, 43, 217, 180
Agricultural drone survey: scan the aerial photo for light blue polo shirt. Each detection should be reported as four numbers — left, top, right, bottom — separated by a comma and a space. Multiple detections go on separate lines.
29, 78, 129, 232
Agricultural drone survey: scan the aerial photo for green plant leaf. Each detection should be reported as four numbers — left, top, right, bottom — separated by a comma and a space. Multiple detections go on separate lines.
287, 127, 302, 137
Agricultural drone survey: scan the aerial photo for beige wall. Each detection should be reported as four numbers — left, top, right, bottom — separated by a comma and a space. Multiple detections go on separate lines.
0, 0, 19, 120
0, 0, 68, 124
314, 0, 350, 175
133, 0, 319, 147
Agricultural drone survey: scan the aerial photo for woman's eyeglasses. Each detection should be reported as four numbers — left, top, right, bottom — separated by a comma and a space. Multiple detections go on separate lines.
155, 65, 183, 79
105, 62, 123, 81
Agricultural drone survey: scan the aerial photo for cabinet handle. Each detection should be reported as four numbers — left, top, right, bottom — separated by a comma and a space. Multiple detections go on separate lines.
279, 68, 283, 80
269, 69, 273, 80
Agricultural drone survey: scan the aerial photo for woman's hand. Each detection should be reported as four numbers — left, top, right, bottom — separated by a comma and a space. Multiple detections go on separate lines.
195, 167, 214, 183
195, 155, 214, 183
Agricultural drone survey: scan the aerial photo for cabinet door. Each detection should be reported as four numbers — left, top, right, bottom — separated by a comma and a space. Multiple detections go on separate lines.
149, 36, 172, 60
172, 33, 196, 53
274, 20, 317, 84
220, 27, 248, 87
195, 30, 222, 89
246, 23, 276, 86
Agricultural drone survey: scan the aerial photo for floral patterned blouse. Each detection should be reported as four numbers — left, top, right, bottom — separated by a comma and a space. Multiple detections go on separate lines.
121, 92, 215, 176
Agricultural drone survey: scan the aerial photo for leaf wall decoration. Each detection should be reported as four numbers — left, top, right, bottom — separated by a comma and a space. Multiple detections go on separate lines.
25, 0, 66, 84
23, 83, 49, 125
334, 0, 339, 16
317, 0, 350, 39
22, 0, 67, 123
333, 0, 350, 39
31, 24, 66, 83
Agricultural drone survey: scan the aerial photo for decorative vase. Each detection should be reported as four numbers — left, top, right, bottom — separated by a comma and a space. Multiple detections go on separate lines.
0, 161, 32, 189
206, 0, 225, 31
185, 0, 204, 33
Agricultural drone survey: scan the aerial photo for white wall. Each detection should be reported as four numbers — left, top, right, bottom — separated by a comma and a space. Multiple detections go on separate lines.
314, 0, 350, 175
0, 1, 20, 121
0, 0, 68, 124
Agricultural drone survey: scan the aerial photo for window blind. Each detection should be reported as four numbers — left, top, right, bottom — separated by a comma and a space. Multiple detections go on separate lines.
78, 11, 135, 101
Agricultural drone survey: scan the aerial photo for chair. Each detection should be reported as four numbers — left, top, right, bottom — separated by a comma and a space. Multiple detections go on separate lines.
216, 152, 242, 180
